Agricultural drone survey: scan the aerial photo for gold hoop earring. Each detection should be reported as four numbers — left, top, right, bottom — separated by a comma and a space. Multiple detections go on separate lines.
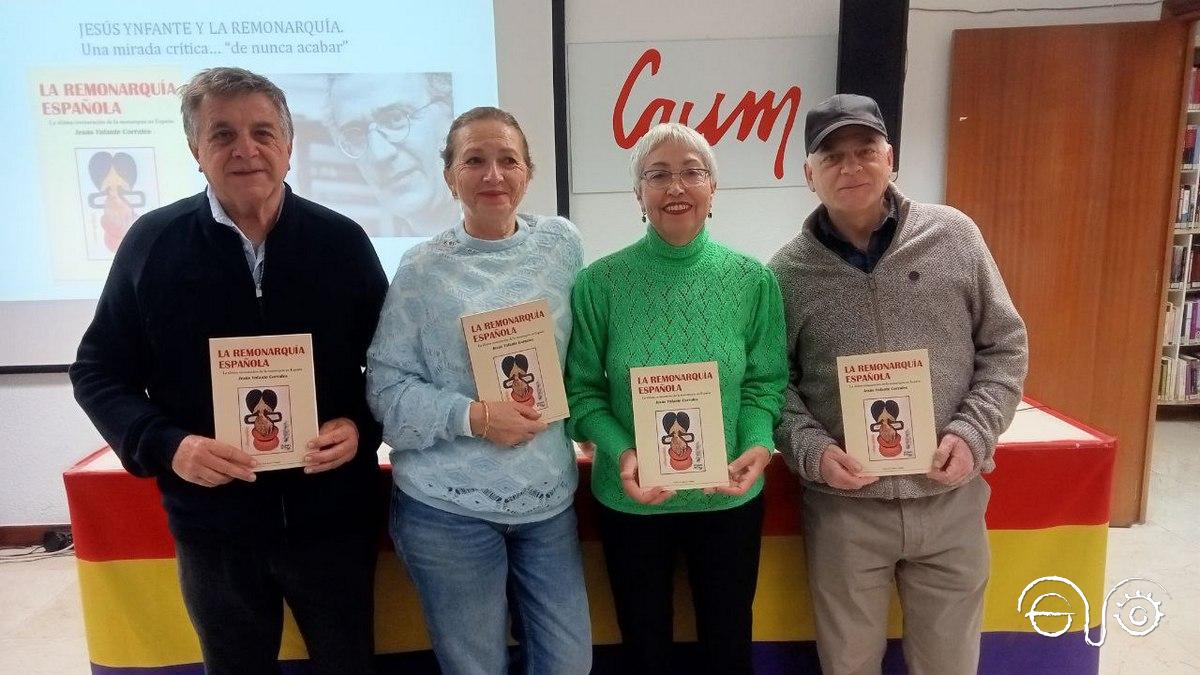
641, 213, 646, 223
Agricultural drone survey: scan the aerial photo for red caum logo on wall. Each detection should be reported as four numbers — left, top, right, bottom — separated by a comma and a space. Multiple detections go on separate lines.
612, 48, 802, 179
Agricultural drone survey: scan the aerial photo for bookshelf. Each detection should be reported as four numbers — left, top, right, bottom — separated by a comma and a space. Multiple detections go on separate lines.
1161, 27, 1200, 406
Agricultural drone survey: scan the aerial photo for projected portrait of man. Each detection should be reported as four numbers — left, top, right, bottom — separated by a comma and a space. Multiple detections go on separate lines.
324, 73, 457, 237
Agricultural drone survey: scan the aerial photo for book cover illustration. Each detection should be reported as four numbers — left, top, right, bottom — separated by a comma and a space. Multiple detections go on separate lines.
657, 408, 705, 474
836, 349, 937, 476
76, 147, 159, 260
239, 385, 293, 455
863, 396, 914, 461
209, 334, 318, 471
461, 298, 569, 422
31, 66, 195, 283
494, 350, 547, 411
630, 361, 729, 490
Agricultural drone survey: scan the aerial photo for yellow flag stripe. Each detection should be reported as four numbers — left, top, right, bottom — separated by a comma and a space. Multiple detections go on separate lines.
79, 525, 1107, 666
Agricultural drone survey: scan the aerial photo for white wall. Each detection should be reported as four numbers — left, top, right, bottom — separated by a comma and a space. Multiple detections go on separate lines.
565, 0, 839, 263
0, 0, 1164, 525
496, 0, 558, 217
0, 373, 104, 524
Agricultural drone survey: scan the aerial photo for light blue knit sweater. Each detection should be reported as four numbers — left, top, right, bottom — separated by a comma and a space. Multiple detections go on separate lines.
366, 214, 582, 524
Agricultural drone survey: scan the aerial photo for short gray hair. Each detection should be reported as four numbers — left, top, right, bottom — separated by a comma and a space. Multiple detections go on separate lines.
179, 67, 293, 146
629, 122, 718, 191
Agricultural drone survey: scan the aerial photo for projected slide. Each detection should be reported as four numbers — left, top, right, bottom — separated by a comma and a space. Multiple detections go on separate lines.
1, 0, 497, 306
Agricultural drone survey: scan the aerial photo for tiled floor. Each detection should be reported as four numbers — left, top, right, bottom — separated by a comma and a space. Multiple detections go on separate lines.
2, 414, 1197, 674
0, 553, 88, 674
1099, 412, 1200, 675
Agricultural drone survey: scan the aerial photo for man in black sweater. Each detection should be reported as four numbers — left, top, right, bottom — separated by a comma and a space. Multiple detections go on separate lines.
70, 67, 388, 674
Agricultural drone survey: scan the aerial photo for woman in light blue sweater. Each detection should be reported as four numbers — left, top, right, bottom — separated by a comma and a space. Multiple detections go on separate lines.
366, 107, 590, 675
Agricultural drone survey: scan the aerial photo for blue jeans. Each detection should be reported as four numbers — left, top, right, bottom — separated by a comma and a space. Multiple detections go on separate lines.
390, 489, 592, 675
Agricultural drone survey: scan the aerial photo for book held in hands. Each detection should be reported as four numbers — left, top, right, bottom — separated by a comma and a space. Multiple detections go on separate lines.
630, 361, 729, 490
209, 333, 318, 471
836, 349, 937, 476
461, 298, 569, 422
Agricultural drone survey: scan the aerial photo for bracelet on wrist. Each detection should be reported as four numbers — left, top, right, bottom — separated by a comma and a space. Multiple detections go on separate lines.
479, 401, 491, 439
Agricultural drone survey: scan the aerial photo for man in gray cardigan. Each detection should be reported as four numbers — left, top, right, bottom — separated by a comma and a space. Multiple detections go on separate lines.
768, 94, 1028, 675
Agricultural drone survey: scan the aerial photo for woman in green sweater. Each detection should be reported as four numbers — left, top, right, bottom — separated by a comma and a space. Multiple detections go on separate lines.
565, 122, 787, 673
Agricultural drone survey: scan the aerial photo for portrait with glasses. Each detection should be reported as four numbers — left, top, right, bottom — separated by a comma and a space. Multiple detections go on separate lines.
324, 73, 456, 237
268, 72, 458, 238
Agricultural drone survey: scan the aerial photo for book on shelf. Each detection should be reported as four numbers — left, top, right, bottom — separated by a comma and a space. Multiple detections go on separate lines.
1164, 354, 1200, 400
1192, 246, 1200, 284
1172, 245, 1187, 283
1186, 124, 1198, 165
1166, 302, 1177, 343
1183, 299, 1195, 342
836, 349, 937, 476
460, 298, 569, 422
1182, 354, 1200, 400
208, 333, 318, 471
630, 361, 729, 490
1176, 357, 1186, 400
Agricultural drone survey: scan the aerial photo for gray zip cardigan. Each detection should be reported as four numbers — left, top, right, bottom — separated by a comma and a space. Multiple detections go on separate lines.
768, 186, 1028, 499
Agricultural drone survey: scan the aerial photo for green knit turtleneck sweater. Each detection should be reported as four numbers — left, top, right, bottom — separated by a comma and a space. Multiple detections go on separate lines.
566, 225, 787, 514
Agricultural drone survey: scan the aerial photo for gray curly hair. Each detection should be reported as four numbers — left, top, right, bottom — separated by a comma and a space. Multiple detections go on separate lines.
179, 67, 293, 146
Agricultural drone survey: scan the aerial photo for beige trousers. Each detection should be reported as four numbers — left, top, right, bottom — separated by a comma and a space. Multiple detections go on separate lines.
803, 477, 991, 675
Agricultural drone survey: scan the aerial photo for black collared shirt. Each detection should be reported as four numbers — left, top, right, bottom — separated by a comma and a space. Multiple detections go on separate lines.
813, 197, 897, 273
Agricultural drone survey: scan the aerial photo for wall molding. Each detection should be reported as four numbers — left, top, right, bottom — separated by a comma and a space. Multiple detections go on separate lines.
0, 524, 69, 548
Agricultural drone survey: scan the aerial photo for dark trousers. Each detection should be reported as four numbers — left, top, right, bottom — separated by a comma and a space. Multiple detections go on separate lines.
597, 496, 765, 675
175, 533, 377, 675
